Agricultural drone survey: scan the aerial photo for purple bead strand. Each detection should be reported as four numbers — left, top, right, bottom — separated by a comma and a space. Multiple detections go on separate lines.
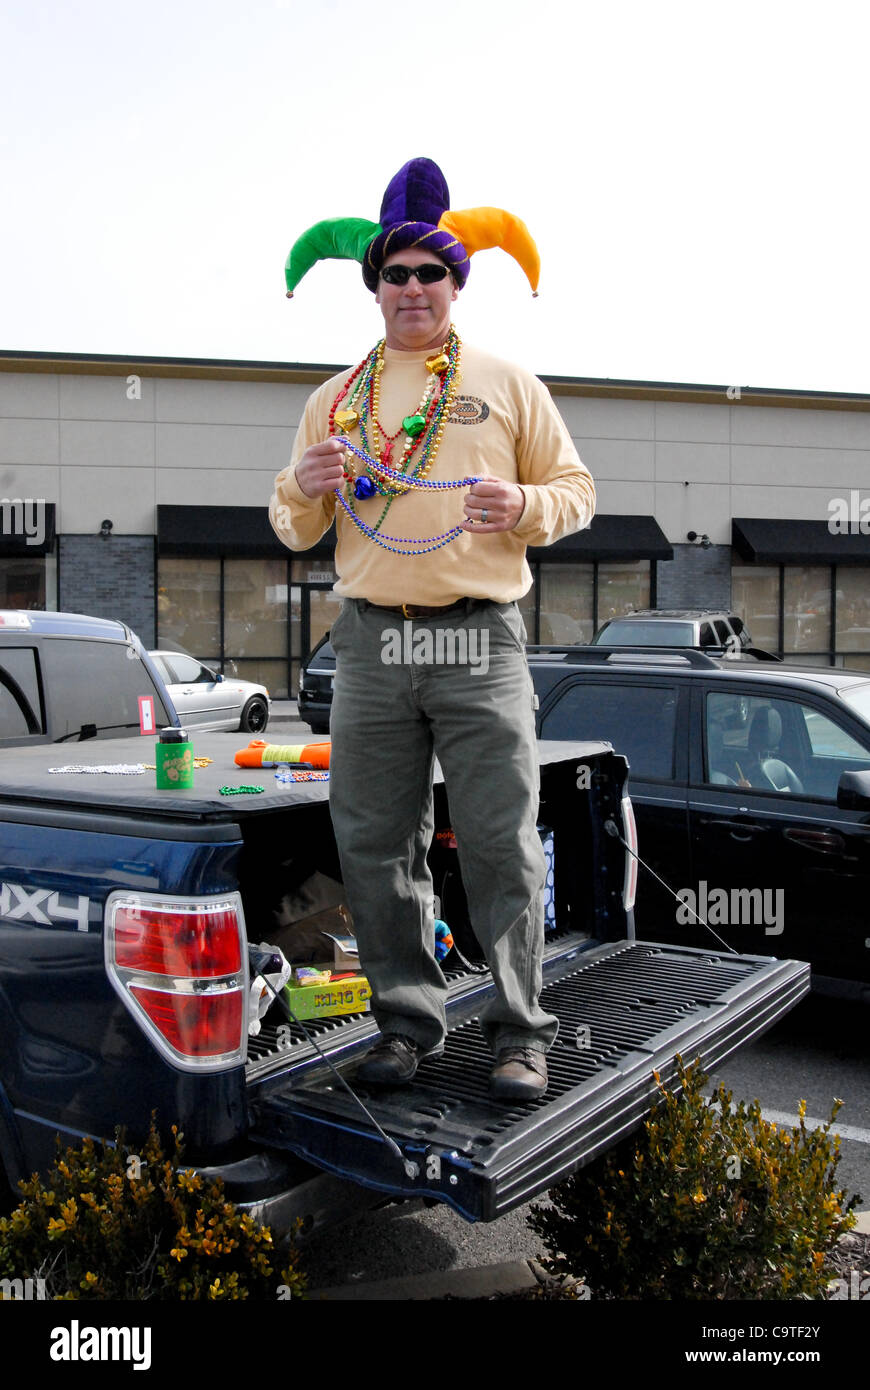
339, 439, 480, 490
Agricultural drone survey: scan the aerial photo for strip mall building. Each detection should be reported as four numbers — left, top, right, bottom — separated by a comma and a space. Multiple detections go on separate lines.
1, 349, 869, 697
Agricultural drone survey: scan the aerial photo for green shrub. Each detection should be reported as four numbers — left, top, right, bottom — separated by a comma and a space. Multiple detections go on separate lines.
529, 1056, 858, 1300
0, 1119, 306, 1301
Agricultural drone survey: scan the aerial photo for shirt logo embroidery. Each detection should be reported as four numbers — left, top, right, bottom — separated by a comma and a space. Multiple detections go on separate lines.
449, 395, 490, 425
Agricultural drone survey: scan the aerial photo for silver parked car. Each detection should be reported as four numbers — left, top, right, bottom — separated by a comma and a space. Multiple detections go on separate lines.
149, 651, 270, 733
591, 609, 754, 652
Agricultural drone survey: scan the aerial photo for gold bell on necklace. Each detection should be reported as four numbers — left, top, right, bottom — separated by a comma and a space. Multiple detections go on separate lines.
334, 408, 359, 432
425, 353, 449, 374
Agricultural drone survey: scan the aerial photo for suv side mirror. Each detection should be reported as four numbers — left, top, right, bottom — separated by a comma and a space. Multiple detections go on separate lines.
837, 768, 870, 811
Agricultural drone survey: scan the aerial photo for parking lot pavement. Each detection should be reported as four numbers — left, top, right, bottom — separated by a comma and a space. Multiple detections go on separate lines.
267, 701, 313, 735
309, 1259, 545, 1301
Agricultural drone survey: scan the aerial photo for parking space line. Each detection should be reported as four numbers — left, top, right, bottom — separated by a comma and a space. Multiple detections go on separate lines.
763, 1108, 870, 1145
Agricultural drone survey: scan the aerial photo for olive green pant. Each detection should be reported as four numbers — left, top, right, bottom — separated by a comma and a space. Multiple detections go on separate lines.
328, 597, 557, 1056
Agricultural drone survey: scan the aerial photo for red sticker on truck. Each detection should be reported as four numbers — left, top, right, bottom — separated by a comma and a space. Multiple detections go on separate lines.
138, 696, 155, 735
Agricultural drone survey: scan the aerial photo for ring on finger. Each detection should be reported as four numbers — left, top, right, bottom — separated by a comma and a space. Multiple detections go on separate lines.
481, 508, 488, 524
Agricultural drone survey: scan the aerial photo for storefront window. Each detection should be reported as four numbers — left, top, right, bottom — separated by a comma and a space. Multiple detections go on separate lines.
0, 555, 54, 610
525, 561, 651, 644
732, 566, 780, 651
157, 558, 221, 659
158, 556, 295, 697
597, 561, 650, 624
784, 567, 830, 655
539, 565, 594, 644
836, 569, 870, 656
224, 558, 287, 670
733, 562, 870, 667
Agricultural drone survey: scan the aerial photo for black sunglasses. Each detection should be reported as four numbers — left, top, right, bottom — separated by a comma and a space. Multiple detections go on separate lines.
379, 263, 453, 286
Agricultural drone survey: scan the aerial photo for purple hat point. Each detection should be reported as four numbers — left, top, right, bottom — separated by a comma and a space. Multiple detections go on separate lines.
379, 157, 450, 228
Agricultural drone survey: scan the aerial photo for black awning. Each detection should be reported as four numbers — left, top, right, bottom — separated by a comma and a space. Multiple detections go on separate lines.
157, 506, 670, 564
156, 505, 336, 559
0, 501, 55, 556
528, 514, 672, 564
733, 517, 870, 565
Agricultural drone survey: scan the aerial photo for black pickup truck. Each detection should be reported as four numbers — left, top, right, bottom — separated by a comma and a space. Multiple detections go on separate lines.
0, 611, 809, 1235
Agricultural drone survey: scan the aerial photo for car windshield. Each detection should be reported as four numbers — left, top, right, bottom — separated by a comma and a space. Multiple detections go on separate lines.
839, 682, 870, 726
595, 621, 693, 647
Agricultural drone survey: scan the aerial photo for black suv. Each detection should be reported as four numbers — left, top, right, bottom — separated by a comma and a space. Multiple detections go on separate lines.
298, 634, 335, 734
530, 646, 870, 1001
300, 611, 771, 734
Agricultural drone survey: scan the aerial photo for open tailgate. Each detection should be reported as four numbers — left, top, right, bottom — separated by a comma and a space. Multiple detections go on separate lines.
249, 936, 809, 1222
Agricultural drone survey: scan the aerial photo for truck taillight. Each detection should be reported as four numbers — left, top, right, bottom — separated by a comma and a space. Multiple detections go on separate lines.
114, 904, 241, 977
620, 795, 638, 914
105, 893, 248, 1072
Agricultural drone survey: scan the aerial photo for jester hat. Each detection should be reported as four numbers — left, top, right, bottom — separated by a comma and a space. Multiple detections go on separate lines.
284, 157, 540, 298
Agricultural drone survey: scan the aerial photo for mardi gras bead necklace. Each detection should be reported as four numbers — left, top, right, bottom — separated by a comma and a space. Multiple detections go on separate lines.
329, 328, 461, 521
333, 440, 481, 555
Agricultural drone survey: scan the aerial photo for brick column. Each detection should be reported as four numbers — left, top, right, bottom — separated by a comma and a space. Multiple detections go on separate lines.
58, 535, 156, 647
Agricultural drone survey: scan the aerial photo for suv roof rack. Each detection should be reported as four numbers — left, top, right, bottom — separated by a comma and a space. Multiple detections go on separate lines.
527, 644, 783, 667
525, 645, 722, 667
582, 646, 721, 667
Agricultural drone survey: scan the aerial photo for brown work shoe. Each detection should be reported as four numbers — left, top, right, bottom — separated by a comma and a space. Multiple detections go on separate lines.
490, 1047, 548, 1102
357, 1033, 443, 1086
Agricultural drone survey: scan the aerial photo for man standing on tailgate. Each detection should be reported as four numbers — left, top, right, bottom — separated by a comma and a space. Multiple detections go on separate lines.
270, 158, 595, 1101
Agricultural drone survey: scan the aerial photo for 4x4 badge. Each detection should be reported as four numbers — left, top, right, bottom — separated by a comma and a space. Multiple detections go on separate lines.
0, 882, 90, 932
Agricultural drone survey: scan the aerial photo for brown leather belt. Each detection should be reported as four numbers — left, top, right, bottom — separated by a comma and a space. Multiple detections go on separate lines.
365, 599, 479, 620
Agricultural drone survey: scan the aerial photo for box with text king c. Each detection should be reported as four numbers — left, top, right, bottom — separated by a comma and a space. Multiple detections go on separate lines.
284, 974, 371, 1021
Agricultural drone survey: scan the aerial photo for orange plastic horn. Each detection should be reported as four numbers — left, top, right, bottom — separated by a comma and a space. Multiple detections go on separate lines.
234, 740, 331, 769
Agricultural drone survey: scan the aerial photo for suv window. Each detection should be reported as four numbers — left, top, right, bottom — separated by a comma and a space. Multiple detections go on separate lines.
594, 620, 691, 647
40, 639, 172, 739
541, 681, 679, 781
0, 647, 43, 738
705, 691, 870, 799
801, 707, 869, 760
730, 617, 751, 649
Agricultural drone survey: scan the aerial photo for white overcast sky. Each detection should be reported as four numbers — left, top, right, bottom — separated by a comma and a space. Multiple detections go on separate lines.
1, 0, 867, 393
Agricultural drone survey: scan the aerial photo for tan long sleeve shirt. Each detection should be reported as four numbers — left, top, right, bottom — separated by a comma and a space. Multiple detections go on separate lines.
269, 337, 596, 607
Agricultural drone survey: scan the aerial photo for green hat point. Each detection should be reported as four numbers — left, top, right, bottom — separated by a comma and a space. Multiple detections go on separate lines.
284, 217, 381, 296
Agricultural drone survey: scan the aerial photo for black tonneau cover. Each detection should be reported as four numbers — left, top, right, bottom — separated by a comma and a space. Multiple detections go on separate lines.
0, 733, 605, 820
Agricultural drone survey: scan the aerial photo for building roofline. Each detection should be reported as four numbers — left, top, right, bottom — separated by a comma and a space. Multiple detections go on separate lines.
1, 348, 868, 412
